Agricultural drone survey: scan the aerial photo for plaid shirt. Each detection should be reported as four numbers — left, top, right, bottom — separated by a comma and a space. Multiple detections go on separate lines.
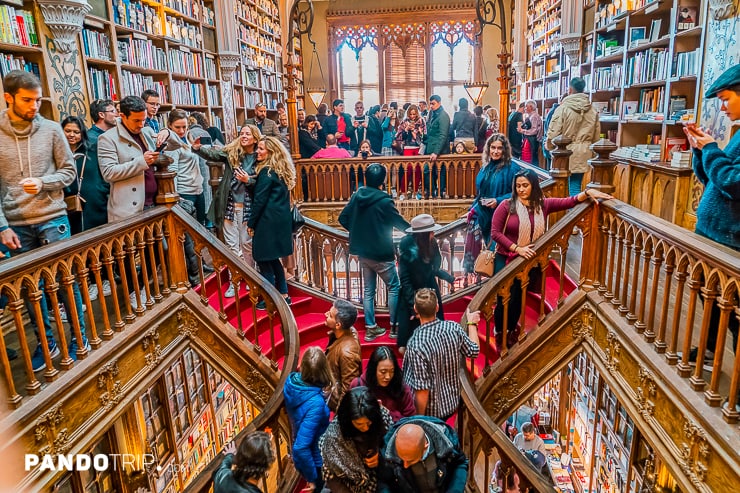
403, 319, 479, 419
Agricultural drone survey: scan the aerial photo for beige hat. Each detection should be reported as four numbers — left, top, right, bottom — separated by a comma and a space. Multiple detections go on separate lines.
406, 214, 442, 233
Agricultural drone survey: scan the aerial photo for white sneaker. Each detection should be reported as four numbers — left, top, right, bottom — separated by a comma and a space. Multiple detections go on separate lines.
88, 283, 99, 301
101, 280, 112, 297
129, 288, 149, 309
58, 303, 68, 323
224, 284, 236, 298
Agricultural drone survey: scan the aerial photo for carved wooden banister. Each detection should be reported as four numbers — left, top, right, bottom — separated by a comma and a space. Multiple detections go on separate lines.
458, 367, 558, 493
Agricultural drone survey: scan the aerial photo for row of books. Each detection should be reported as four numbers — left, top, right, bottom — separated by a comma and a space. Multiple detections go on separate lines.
673, 48, 700, 78
113, 0, 161, 36
544, 79, 559, 99
121, 69, 168, 104
593, 96, 622, 117
0, 7, 38, 47
204, 56, 217, 80
0, 54, 39, 78
637, 86, 665, 114
206, 85, 220, 106
169, 49, 204, 78
162, 0, 215, 26
210, 113, 223, 131
625, 48, 669, 86
171, 80, 205, 106
593, 64, 624, 90
81, 29, 112, 61
163, 15, 202, 49
117, 37, 167, 71
88, 67, 116, 100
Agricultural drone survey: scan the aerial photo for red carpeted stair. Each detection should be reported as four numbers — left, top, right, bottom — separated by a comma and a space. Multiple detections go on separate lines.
197, 259, 577, 373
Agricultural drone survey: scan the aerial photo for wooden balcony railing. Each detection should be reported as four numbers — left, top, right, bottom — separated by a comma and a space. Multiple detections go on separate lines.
0, 187, 301, 490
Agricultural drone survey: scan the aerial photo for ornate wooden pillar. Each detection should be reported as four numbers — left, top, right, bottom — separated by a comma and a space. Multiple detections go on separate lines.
586, 138, 618, 195
154, 154, 188, 293
548, 135, 572, 223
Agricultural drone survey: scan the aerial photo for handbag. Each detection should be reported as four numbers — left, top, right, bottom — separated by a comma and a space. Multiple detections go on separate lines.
291, 205, 305, 233
65, 154, 87, 212
474, 209, 510, 277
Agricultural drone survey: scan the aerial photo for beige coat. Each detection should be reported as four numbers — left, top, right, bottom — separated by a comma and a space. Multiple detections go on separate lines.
545, 93, 601, 174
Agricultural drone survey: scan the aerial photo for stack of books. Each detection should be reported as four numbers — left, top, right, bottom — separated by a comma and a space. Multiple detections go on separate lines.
671, 150, 691, 168
631, 144, 662, 163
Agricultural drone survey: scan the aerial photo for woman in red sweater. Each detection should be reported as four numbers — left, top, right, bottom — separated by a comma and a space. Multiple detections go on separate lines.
350, 346, 415, 421
489, 169, 612, 345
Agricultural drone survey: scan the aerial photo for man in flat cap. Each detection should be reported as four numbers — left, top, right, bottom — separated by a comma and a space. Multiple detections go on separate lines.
683, 63, 740, 368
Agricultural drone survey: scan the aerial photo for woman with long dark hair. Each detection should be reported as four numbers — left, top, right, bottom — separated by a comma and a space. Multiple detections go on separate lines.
489, 170, 612, 345
248, 136, 296, 309
320, 386, 392, 493
61, 115, 89, 234
213, 431, 276, 493
351, 346, 415, 421
464, 133, 521, 273
396, 214, 455, 349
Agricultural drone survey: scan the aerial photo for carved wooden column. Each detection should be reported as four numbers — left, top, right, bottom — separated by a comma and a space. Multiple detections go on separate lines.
154, 154, 188, 293
586, 138, 617, 195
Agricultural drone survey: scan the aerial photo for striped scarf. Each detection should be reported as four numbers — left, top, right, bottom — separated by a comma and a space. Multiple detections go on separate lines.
516, 200, 546, 248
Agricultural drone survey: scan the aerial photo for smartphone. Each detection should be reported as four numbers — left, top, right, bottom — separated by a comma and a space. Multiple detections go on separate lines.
199, 136, 212, 145
155, 142, 167, 153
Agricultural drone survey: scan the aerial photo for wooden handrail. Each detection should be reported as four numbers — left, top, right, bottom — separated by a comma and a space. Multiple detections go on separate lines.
0, 205, 301, 492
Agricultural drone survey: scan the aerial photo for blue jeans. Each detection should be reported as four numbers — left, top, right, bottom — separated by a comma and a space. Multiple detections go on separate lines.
12, 216, 87, 346
569, 173, 584, 196
360, 258, 400, 328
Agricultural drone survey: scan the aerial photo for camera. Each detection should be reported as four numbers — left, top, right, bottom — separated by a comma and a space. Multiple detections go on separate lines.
360, 150, 369, 160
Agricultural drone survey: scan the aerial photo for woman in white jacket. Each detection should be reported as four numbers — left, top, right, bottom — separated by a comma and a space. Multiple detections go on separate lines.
162, 109, 206, 223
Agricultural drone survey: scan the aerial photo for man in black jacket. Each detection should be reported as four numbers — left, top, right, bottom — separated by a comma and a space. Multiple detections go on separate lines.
338, 164, 410, 341
508, 102, 525, 158
378, 417, 469, 493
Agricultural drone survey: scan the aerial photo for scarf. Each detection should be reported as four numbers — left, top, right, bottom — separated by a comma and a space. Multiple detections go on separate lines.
515, 200, 546, 248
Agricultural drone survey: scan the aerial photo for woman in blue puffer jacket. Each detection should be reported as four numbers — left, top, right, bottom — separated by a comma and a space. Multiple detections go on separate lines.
283, 346, 334, 491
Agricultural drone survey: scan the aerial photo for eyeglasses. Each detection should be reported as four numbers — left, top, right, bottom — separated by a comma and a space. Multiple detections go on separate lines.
103, 109, 118, 114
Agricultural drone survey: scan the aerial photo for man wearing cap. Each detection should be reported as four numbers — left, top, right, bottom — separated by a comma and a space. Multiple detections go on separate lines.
245, 102, 279, 138
683, 64, 740, 365
544, 77, 601, 195
396, 213, 455, 347
338, 163, 409, 342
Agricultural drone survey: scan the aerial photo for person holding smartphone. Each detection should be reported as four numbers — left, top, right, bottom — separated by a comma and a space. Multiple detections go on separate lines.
683, 64, 740, 364
193, 124, 262, 296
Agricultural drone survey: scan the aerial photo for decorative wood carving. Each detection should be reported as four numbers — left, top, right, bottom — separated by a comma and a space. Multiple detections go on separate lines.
97, 360, 122, 410
142, 328, 163, 370
571, 308, 594, 341
34, 404, 70, 455
177, 307, 199, 338
243, 363, 274, 408
679, 418, 710, 488
604, 330, 621, 374
636, 366, 656, 420
486, 374, 521, 417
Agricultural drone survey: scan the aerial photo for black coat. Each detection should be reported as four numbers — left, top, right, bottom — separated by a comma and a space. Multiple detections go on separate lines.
507, 110, 524, 156
212, 454, 264, 493
81, 125, 110, 230
366, 115, 384, 154
247, 167, 293, 262
199, 147, 257, 230
396, 234, 455, 347
298, 128, 322, 158
338, 186, 410, 262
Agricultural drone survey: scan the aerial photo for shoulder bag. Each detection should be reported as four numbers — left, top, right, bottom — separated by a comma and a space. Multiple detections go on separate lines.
474, 208, 511, 277
65, 154, 87, 212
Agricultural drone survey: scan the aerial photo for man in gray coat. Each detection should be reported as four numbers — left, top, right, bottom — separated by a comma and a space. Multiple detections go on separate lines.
245, 102, 279, 138
0, 70, 88, 371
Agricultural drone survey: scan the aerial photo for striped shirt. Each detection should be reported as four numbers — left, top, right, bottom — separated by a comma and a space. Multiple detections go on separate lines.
403, 319, 480, 419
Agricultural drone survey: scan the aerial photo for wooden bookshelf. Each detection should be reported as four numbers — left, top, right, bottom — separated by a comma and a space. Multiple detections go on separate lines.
578, 0, 707, 163
74, 0, 225, 130
233, 0, 284, 124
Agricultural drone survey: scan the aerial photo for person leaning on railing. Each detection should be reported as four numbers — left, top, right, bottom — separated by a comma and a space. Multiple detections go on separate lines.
489, 170, 613, 347
683, 63, 740, 364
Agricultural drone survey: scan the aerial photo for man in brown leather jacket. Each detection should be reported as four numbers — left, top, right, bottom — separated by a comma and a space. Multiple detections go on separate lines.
325, 299, 361, 411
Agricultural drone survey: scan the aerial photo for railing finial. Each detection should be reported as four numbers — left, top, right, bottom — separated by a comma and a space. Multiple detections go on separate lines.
587, 138, 618, 194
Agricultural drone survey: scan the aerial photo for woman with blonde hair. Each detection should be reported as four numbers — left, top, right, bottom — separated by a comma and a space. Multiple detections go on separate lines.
194, 125, 262, 296
248, 136, 296, 309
